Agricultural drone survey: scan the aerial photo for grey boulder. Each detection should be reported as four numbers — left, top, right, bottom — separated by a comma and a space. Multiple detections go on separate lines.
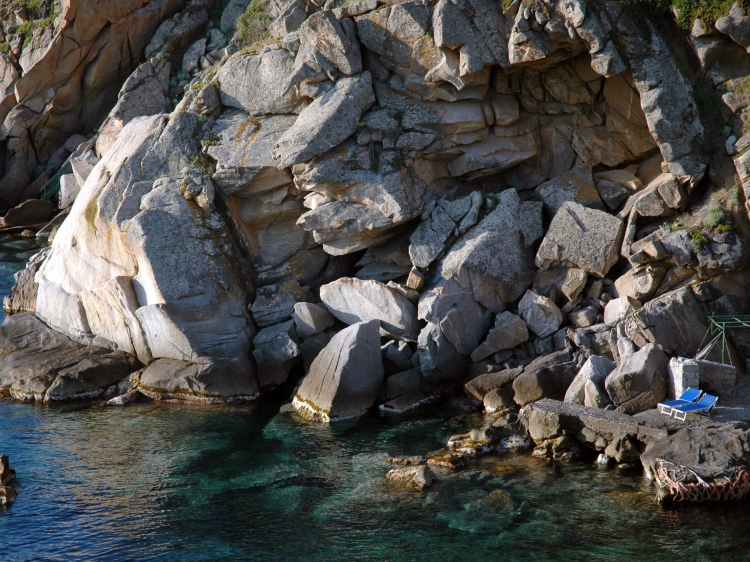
564, 355, 615, 406
0, 313, 138, 402
518, 290, 563, 338
218, 51, 304, 115
438, 189, 537, 312
470, 312, 529, 362
605, 343, 668, 415
293, 302, 335, 340
536, 201, 624, 278
512, 351, 578, 406
320, 278, 419, 340
138, 358, 261, 403
293, 320, 384, 421
274, 72, 375, 167
252, 320, 301, 390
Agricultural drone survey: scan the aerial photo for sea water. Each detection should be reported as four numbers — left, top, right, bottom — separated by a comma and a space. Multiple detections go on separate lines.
1, 239, 750, 561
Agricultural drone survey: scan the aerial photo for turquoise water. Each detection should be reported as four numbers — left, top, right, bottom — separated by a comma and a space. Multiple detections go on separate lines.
3, 400, 750, 561
2, 237, 750, 561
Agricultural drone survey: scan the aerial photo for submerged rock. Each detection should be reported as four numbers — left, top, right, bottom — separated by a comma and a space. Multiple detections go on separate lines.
386, 465, 435, 490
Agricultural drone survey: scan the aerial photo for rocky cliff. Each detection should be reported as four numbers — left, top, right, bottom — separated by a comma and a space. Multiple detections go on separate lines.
1, 0, 749, 420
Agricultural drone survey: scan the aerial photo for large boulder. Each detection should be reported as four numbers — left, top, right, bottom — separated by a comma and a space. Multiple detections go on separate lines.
536, 201, 624, 277
465, 367, 523, 401
320, 278, 419, 340
137, 358, 260, 403
292, 320, 384, 421
252, 320, 301, 390
2, 199, 53, 227
605, 343, 668, 415
273, 72, 375, 167
218, 50, 304, 115
207, 112, 294, 197
417, 279, 491, 381
535, 165, 604, 216
518, 290, 563, 338
630, 287, 708, 358
0, 313, 138, 402
564, 355, 615, 406
295, 144, 425, 255
437, 188, 540, 312
512, 350, 578, 406
293, 302, 335, 340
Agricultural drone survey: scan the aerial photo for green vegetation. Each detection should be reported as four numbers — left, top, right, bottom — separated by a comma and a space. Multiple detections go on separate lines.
191, 154, 216, 175
0, 43, 10, 55
389, 157, 407, 172
619, 0, 747, 31
236, 0, 271, 49
357, 121, 367, 130
728, 187, 742, 208
703, 204, 726, 230
17, 11, 57, 50
702, 204, 740, 233
9, 0, 48, 18
687, 228, 708, 251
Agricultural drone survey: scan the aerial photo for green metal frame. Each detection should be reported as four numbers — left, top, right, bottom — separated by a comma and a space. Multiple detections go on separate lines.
707, 315, 750, 364
38, 157, 73, 201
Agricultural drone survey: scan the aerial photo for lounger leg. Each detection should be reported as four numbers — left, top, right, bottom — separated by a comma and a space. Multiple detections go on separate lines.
660, 405, 672, 416
674, 410, 687, 422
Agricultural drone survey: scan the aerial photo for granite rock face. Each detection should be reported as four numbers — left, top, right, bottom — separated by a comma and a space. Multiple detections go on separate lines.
2, 0, 742, 417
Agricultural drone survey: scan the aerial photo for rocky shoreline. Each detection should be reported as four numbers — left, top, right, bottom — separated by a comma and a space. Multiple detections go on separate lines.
2, 0, 750, 503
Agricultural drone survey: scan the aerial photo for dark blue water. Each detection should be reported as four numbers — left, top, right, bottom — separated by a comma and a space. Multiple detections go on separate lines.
2, 237, 750, 561
2, 400, 750, 562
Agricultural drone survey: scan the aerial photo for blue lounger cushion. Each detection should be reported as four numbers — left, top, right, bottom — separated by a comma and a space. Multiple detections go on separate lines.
658, 388, 702, 415
672, 393, 719, 421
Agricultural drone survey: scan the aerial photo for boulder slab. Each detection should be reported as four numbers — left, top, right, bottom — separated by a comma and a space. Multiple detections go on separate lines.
293, 320, 384, 421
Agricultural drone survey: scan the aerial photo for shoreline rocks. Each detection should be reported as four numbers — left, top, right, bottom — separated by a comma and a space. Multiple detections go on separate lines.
0, 454, 17, 505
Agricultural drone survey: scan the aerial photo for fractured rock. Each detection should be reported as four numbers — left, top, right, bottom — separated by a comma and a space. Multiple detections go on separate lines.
535, 165, 604, 216
470, 312, 529, 362
438, 189, 537, 312
218, 51, 304, 115
564, 355, 615, 405
0, 313, 138, 402
293, 320, 384, 421
603, 296, 640, 327
605, 343, 668, 415
252, 320, 301, 390
274, 72, 375, 167
536, 201, 624, 277
518, 290, 563, 338
512, 350, 578, 406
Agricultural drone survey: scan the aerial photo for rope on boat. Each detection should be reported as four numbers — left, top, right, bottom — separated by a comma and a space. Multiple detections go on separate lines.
655, 458, 750, 502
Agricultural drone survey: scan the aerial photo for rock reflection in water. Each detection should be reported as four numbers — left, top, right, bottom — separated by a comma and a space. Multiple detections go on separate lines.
3, 400, 750, 561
